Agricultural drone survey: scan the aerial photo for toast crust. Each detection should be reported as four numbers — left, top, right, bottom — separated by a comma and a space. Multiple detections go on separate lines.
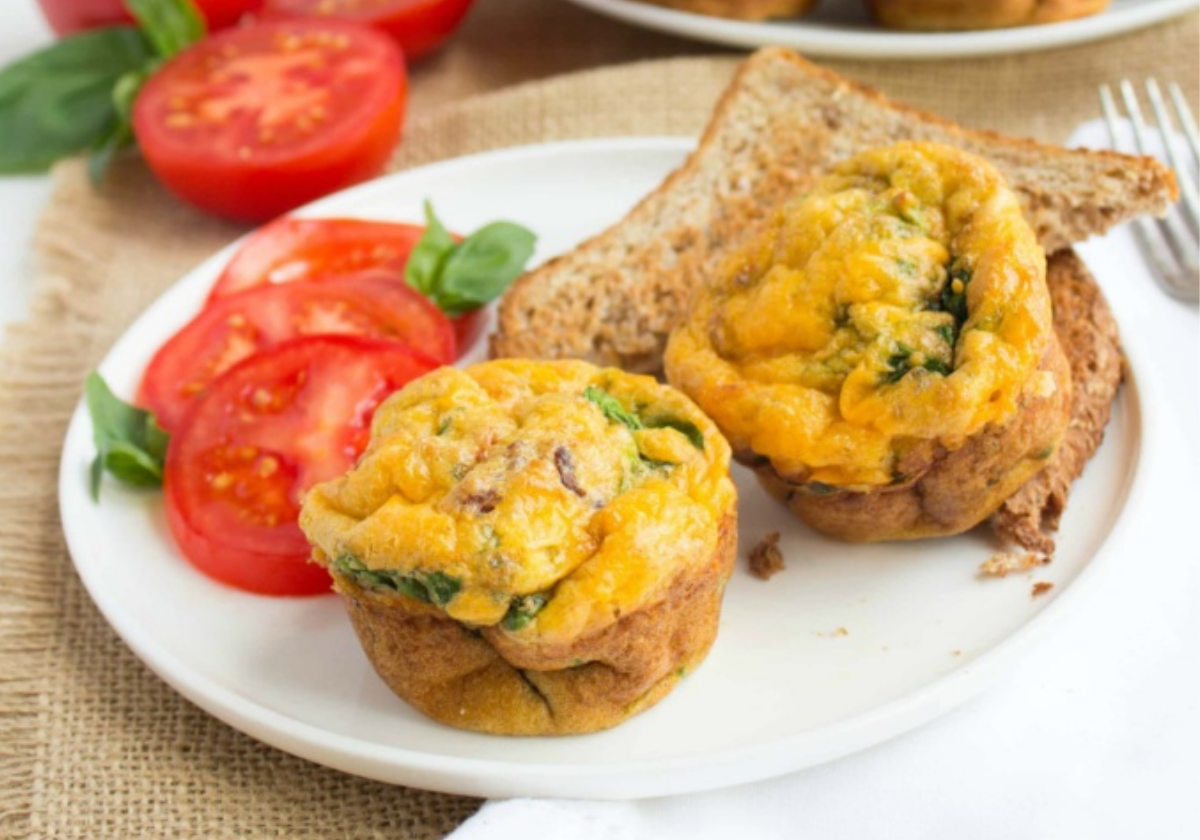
991, 249, 1123, 555
491, 48, 1175, 373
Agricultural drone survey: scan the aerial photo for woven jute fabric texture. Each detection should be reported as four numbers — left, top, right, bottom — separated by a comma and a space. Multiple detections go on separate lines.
1, 0, 1196, 834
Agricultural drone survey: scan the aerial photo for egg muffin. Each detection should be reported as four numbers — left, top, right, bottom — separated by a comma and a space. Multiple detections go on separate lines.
633, 0, 820, 21
867, 0, 1110, 30
664, 141, 1071, 542
300, 359, 737, 735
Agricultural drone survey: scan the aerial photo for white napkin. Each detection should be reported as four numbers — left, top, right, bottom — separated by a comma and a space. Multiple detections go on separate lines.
448, 121, 1199, 840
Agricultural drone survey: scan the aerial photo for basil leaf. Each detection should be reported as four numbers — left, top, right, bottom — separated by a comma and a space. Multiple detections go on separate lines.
584, 386, 643, 431
415, 570, 462, 607
405, 203, 537, 316
124, 0, 206, 59
405, 201, 456, 297
86, 372, 169, 500
0, 27, 153, 174
332, 555, 463, 608
501, 593, 548, 632
88, 116, 134, 185
646, 416, 705, 451
435, 222, 536, 316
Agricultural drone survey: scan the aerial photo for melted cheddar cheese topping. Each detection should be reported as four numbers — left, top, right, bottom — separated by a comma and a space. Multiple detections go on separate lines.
300, 360, 734, 643
664, 142, 1053, 487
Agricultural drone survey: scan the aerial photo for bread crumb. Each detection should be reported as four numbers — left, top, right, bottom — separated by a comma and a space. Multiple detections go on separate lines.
748, 531, 785, 580
1031, 581, 1054, 598
833, 626, 848, 637
952, 649, 962, 656
979, 551, 1048, 578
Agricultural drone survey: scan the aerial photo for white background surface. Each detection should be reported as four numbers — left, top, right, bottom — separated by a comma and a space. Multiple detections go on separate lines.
0, 3, 53, 333
1, 2, 1197, 837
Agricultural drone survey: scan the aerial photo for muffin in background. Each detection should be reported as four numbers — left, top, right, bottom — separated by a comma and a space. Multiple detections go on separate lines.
633, 0, 820, 21
866, 0, 1111, 30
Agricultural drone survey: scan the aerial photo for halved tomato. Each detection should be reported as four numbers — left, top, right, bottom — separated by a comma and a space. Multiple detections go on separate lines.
140, 272, 454, 432
132, 19, 407, 223
164, 335, 437, 596
36, 0, 261, 34
260, 0, 475, 60
210, 217, 425, 299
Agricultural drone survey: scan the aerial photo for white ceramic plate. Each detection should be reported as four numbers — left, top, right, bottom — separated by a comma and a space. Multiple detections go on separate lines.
564, 0, 1198, 58
59, 138, 1146, 800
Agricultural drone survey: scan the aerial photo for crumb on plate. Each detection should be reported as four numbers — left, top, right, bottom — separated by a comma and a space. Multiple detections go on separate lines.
979, 551, 1049, 578
1031, 581, 1054, 598
748, 531, 785, 580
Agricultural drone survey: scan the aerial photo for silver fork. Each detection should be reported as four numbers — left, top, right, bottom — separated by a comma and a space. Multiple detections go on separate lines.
1099, 80, 1199, 302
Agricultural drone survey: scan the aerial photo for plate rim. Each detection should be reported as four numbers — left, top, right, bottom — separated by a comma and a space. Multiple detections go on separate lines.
58, 136, 1150, 800
563, 0, 1198, 59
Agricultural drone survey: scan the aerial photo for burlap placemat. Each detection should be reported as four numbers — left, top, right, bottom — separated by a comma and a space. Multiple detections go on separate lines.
1, 4, 1196, 836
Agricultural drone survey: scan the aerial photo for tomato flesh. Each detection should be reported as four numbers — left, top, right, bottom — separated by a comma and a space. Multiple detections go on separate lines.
261, 0, 475, 60
165, 335, 437, 595
140, 272, 454, 431
132, 19, 406, 223
209, 216, 489, 356
211, 217, 425, 299
36, 0, 261, 33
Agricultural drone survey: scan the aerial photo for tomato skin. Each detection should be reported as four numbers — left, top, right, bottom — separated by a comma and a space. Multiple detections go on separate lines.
451, 308, 486, 356
164, 335, 438, 596
139, 272, 455, 431
36, 0, 261, 34
211, 217, 425, 299
261, 0, 475, 60
209, 216, 487, 356
132, 19, 407, 223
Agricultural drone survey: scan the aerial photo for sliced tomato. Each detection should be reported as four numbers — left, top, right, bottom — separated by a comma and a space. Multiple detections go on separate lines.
260, 0, 475, 60
132, 19, 406, 223
210, 217, 425, 299
36, 0, 260, 34
450, 307, 486, 354
140, 272, 454, 432
164, 335, 437, 596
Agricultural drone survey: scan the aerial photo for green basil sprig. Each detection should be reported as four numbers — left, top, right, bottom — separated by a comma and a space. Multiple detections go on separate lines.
584, 385, 643, 431
0, 0, 205, 181
405, 202, 537, 316
86, 372, 170, 501
584, 386, 705, 451
125, 0, 205, 58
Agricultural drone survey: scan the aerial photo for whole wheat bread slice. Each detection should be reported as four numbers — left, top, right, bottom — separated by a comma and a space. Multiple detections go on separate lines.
491, 47, 1176, 372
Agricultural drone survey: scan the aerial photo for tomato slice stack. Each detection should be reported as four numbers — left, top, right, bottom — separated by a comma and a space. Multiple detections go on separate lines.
140, 272, 453, 432
146, 217, 467, 596
165, 336, 437, 596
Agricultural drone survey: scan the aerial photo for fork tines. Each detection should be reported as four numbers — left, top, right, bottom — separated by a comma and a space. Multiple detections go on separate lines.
1100, 79, 1200, 301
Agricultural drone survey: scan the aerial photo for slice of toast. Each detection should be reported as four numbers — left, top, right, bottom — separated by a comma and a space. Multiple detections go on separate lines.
491, 47, 1176, 372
